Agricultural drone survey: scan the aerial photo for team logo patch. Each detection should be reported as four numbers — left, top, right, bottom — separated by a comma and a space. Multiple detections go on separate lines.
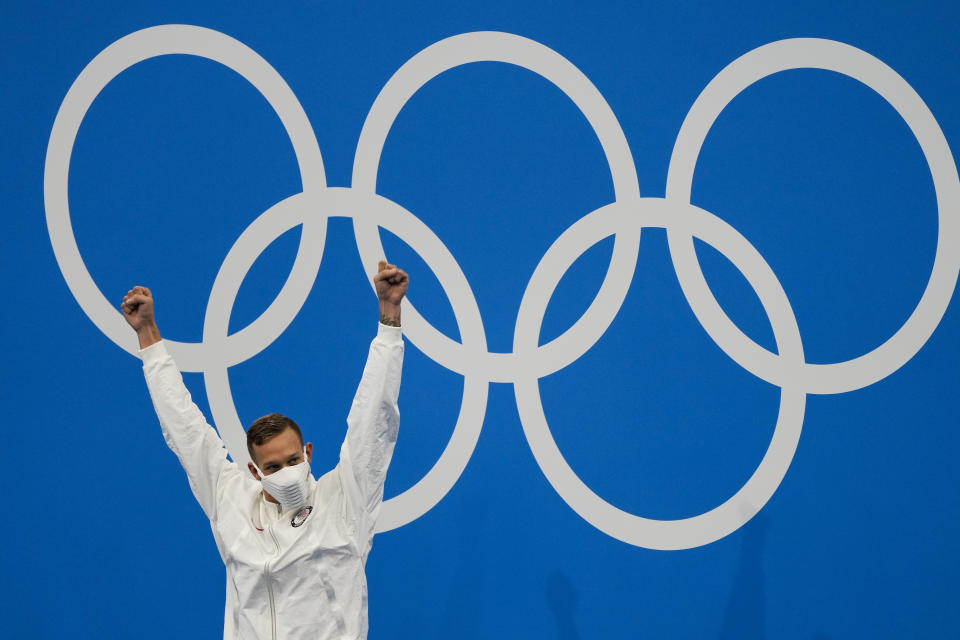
291, 506, 313, 528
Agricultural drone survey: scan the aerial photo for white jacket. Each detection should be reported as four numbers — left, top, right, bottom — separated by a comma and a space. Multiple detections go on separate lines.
141, 324, 404, 639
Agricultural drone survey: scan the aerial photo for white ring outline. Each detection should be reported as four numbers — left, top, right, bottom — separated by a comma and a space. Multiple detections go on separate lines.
43, 24, 328, 373
515, 198, 805, 550
352, 31, 642, 383
666, 38, 960, 395
196, 187, 490, 532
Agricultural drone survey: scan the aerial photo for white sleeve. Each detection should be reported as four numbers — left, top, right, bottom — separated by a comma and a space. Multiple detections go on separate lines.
141, 340, 238, 520
338, 323, 404, 539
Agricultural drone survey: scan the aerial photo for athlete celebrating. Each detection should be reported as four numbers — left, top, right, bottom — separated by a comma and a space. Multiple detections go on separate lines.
121, 260, 408, 640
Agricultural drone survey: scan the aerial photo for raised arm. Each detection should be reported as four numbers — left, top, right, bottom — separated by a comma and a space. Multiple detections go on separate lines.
122, 286, 237, 519
339, 262, 408, 539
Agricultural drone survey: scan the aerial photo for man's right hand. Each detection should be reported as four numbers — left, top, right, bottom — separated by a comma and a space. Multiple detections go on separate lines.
122, 286, 162, 349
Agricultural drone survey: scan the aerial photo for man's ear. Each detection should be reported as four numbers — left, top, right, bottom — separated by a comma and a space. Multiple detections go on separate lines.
305, 442, 313, 463
248, 461, 262, 481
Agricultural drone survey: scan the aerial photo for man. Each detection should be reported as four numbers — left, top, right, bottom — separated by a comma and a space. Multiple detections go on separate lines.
121, 260, 408, 640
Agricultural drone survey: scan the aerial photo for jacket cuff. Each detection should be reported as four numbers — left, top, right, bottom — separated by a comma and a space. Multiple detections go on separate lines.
139, 339, 169, 366
376, 323, 403, 345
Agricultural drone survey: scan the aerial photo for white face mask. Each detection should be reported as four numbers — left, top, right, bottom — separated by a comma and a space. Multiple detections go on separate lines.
255, 448, 312, 511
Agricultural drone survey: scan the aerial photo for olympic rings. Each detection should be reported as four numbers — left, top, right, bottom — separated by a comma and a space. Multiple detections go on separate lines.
45, 27, 959, 548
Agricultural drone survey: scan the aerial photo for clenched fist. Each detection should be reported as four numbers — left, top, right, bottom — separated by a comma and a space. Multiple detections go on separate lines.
374, 260, 408, 326
121, 286, 162, 348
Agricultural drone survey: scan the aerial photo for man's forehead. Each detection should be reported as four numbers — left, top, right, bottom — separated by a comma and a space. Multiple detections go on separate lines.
254, 428, 303, 462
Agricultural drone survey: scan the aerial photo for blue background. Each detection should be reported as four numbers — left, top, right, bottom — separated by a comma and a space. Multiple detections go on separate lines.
2, 1, 959, 637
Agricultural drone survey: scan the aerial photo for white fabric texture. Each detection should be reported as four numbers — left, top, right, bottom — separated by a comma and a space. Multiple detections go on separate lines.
141, 324, 404, 640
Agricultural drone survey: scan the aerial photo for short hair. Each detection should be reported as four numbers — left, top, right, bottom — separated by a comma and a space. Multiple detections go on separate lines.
246, 413, 303, 464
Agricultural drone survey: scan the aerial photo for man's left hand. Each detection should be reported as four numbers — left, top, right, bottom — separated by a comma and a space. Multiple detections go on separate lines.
374, 260, 408, 326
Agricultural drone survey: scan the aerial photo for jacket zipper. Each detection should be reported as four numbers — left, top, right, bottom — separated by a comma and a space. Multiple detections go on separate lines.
264, 521, 281, 640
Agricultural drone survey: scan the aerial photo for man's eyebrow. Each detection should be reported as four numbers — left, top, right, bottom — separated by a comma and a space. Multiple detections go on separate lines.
261, 452, 301, 466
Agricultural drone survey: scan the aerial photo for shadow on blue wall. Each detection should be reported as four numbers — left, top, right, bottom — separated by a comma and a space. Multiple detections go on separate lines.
718, 509, 834, 639
440, 500, 488, 638
546, 570, 580, 640
720, 509, 768, 639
